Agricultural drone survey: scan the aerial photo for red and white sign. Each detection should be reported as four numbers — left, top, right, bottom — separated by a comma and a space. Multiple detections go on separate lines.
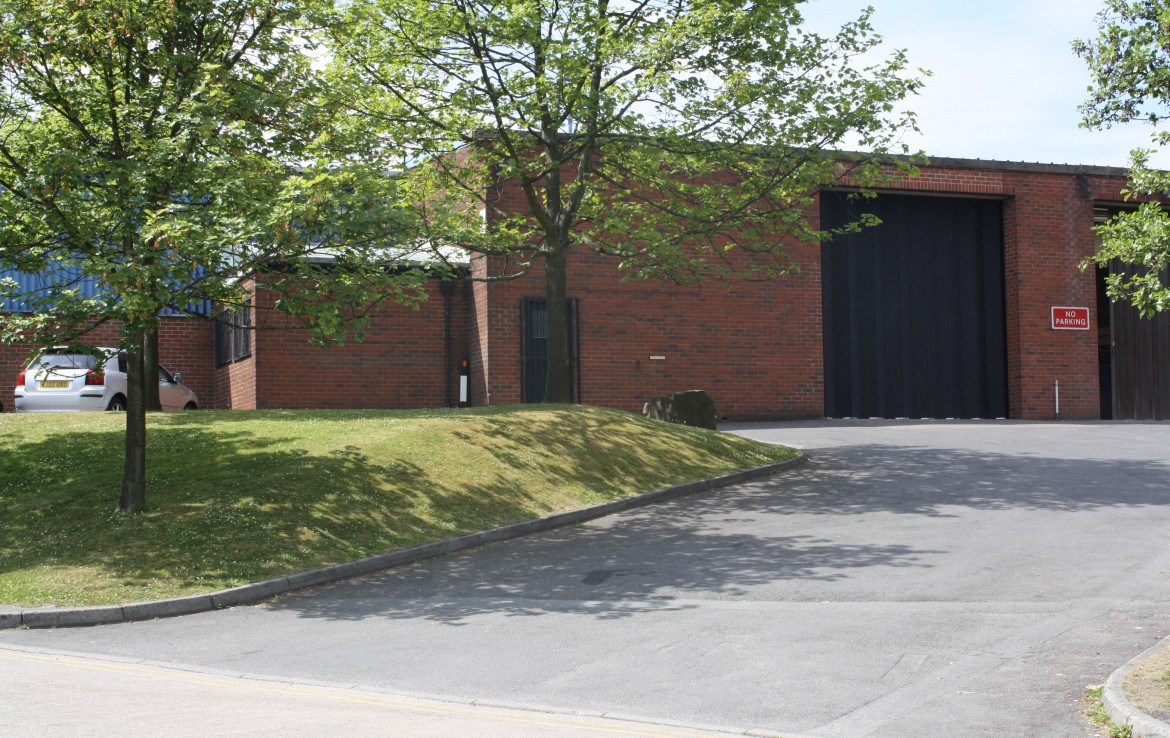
1051, 306, 1090, 330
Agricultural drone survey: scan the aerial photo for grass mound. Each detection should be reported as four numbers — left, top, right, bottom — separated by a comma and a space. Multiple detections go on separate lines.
1123, 642, 1170, 725
0, 405, 795, 606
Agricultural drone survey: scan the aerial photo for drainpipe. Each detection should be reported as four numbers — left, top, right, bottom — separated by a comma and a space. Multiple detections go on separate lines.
440, 279, 454, 408
1054, 379, 1061, 421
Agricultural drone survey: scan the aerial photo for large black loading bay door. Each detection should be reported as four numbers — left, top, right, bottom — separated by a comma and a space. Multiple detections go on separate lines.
821, 192, 1008, 419
1098, 262, 1170, 420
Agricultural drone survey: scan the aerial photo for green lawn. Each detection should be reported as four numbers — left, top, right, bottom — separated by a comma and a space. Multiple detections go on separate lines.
0, 405, 795, 607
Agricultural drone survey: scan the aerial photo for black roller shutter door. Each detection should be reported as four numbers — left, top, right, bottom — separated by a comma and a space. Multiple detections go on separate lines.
821, 192, 1008, 419
1108, 263, 1170, 419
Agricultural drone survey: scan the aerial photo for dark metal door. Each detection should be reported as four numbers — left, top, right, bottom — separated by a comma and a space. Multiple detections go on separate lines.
521, 297, 580, 403
821, 192, 1008, 419
1107, 264, 1170, 419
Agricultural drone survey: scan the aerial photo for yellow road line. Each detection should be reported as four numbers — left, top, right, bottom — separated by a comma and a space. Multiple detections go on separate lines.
0, 649, 735, 738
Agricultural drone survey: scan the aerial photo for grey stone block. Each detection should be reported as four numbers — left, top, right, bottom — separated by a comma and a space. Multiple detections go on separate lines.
0, 611, 21, 629
353, 550, 413, 575
122, 594, 214, 622
210, 577, 290, 608
643, 390, 717, 429
655, 478, 710, 498
452, 529, 495, 548
476, 520, 536, 543
285, 562, 361, 590
22, 606, 125, 628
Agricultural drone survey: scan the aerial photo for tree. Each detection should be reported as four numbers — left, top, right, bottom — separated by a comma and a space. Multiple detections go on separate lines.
1076, 0, 1170, 315
327, 0, 926, 402
0, 0, 427, 512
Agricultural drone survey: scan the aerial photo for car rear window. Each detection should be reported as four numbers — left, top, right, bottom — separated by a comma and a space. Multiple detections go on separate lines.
34, 353, 102, 370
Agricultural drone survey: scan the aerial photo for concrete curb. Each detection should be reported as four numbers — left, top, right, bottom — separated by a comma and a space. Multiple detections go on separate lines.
1, 453, 807, 630
1103, 633, 1170, 738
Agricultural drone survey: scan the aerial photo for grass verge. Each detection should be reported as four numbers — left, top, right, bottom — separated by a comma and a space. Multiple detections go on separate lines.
1124, 641, 1170, 725
1, 405, 796, 607
1085, 684, 1134, 738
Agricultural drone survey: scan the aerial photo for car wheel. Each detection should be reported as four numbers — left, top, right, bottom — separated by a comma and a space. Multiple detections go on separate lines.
107, 395, 127, 411
183, 402, 198, 410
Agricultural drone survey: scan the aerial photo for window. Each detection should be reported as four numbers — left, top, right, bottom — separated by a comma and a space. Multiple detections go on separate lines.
214, 302, 252, 366
520, 297, 580, 403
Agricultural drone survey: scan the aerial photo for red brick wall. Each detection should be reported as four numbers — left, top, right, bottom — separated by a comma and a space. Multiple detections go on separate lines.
469, 254, 524, 406
468, 268, 491, 406
213, 286, 257, 410
230, 276, 470, 410
216, 355, 257, 410
157, 318, 215, 409
472, 161, 1132, 420
0, 341, 23, 412
1003, 172, 1098, 419
475, 172, 824, 418
3, 159, 1137, 421
481, 251, 825, 418
1, 317, 214, 412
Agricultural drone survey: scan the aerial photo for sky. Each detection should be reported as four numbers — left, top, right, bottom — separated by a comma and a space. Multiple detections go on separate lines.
799, 0, 1168, 169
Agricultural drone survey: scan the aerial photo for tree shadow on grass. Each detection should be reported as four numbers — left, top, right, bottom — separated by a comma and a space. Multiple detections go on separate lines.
0, 422, 572, 602
0, 403, 783, 605
158, 405, 792, 501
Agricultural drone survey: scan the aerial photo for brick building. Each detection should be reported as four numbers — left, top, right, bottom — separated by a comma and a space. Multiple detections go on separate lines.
4, 155, 1167, 420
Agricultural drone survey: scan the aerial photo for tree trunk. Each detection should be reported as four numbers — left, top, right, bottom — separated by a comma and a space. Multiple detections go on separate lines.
117, 334, 148, 513
143, 326, 161, 412
544, 243, 572, 403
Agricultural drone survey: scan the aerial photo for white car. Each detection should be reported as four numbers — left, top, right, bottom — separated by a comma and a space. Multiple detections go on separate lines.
14, 347, 199, 412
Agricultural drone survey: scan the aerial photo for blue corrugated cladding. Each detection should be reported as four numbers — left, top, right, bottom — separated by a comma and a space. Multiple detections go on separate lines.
1, 267, 210, 316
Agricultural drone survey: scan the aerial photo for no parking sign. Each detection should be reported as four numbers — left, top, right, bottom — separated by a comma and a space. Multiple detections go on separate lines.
1051, 307, 1090, 330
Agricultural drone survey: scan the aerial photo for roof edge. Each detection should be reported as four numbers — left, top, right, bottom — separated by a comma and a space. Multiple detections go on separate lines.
905, 154, 1131, 178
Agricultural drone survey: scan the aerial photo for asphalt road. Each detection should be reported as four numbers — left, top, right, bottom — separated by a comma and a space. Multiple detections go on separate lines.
4, 420, 1169, 737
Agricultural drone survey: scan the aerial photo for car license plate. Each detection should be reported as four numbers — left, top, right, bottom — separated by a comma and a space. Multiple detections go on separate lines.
40, 380, 70, 389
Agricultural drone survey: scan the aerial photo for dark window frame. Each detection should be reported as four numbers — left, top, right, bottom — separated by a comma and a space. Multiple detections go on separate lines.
214, 301, 252, 367
520, 297, 581, 403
